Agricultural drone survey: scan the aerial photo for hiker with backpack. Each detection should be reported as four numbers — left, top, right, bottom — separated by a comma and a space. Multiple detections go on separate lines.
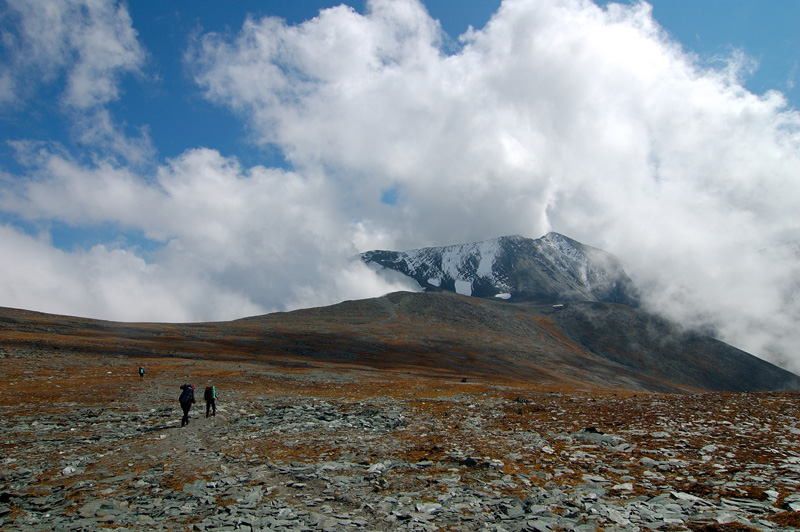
204, 385, 217, 417
179, 384, 195, 427
139, 366, 145, 381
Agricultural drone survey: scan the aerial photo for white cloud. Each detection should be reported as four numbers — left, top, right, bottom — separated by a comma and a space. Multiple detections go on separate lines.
0, 147, 418, 321
2, 0, 800, 372
0, 224, 267, 322
0, 0, 145, 109
73, 109, 155, 167
0, 0, 151, 165
188, 0, 800, 369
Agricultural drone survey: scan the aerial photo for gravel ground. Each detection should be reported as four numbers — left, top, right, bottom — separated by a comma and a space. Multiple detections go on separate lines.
3, 349, 800, 531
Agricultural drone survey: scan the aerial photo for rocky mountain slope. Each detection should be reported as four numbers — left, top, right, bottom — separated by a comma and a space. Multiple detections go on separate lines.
1, 290, 798, 393
361, 232, 640, 306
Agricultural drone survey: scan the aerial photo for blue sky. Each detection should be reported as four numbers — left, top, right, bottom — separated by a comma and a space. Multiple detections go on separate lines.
638, 1, 799, 101
1, 0, 800, 370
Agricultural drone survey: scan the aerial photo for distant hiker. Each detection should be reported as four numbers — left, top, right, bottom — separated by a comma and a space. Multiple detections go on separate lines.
179, 384, 195, 427
204, 385, 217, 417
139, 366, 145, 381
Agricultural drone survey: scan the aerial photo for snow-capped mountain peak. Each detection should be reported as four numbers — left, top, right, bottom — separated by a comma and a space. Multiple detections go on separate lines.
361, 233, 639, 306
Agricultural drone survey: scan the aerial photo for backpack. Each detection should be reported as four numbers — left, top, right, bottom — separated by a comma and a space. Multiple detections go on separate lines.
179, 384, 194, 404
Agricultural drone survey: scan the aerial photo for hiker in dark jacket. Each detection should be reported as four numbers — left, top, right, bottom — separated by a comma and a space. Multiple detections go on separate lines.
179, 384, 195, 427
204, 385, 217, 417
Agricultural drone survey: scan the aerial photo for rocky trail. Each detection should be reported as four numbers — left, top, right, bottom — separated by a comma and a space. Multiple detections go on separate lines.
3, 348, 800, 531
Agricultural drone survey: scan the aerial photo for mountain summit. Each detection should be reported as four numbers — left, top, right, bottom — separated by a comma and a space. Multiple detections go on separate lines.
361, 232, 639, 307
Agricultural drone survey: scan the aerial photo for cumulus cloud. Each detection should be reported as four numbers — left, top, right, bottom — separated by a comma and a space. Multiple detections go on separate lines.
0, 223, 271, 322
0, 146, 418, 321
1, 0, 799, 371
0, 0, 145, 109
187, 0, 800, 369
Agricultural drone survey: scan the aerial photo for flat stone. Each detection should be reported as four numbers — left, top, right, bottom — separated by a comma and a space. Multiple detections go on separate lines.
78, 499, 105, 518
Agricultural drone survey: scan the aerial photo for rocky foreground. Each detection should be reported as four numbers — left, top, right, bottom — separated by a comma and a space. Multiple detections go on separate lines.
3, 349, 800, 532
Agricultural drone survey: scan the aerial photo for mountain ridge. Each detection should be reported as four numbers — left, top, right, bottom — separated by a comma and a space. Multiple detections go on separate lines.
2, 290, 798, 393
2, 233, 796, 393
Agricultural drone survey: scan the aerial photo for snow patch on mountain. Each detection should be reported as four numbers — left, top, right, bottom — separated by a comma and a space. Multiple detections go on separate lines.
455, 279, 472, 296
429, 238, 505, 295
